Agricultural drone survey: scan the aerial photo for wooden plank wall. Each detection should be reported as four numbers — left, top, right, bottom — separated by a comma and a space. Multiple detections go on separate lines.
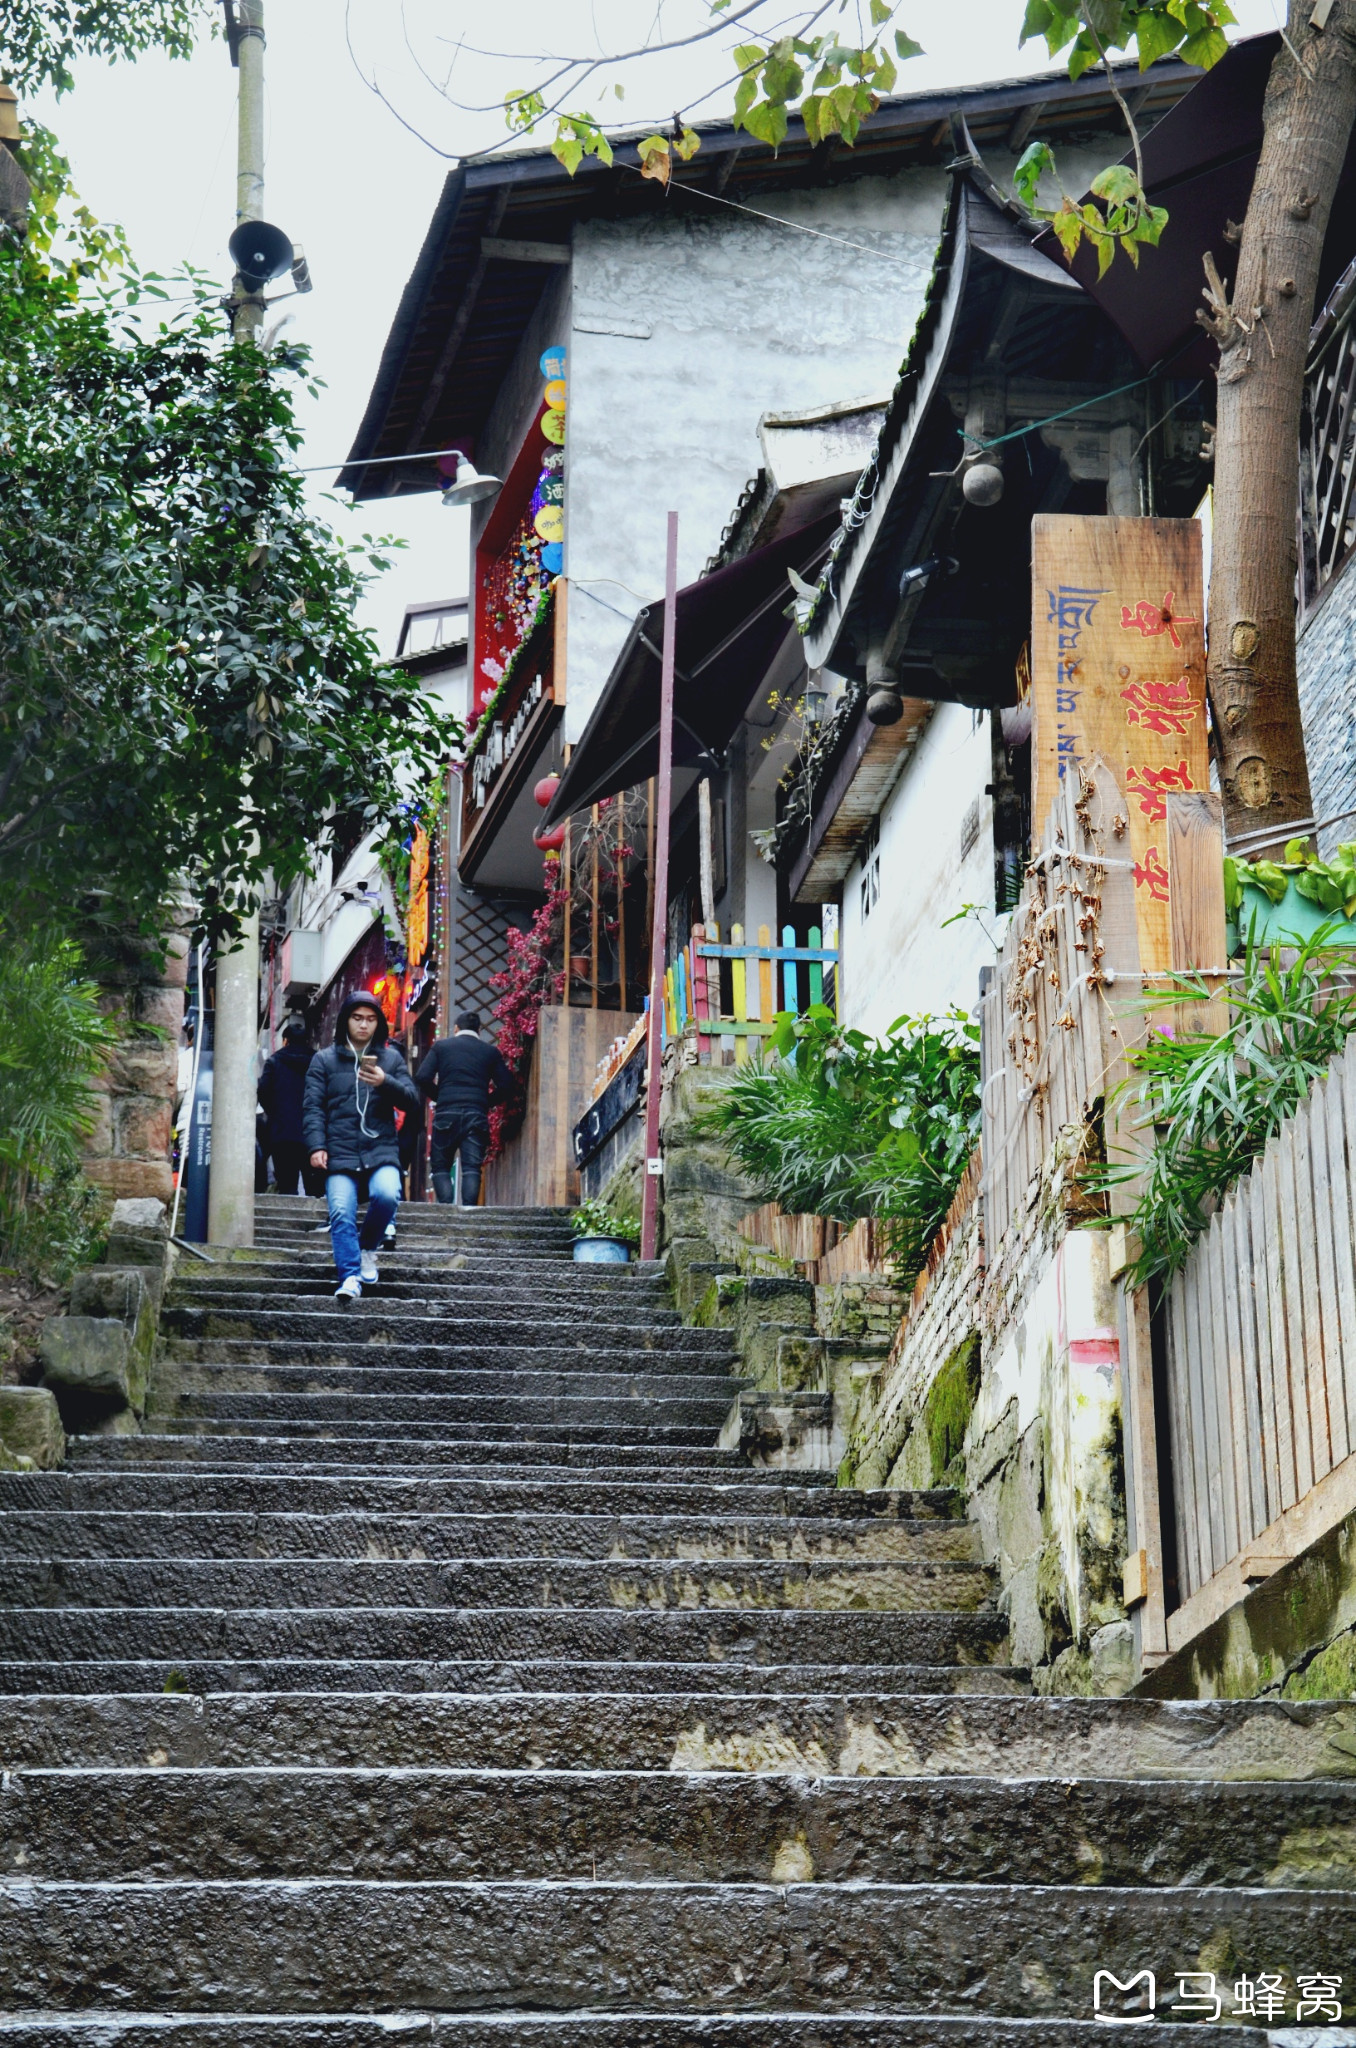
979, 757, 1141, 1249
1163, 1035, 1356, 1638
485, 1006, 640, 1209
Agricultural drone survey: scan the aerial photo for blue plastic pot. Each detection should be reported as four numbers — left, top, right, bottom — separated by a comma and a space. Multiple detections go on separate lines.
573, 1236, 632, 1264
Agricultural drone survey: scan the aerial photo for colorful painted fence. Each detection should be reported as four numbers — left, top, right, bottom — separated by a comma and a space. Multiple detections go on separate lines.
664, 922, 839, 1066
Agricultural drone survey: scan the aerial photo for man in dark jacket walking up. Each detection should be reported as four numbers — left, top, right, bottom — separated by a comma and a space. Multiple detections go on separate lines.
258, 1018, 318, 1194
416, 1011, 514, 1206
303, 992, 421, 1300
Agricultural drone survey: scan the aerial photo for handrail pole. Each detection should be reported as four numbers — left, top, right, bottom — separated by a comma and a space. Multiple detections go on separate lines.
641, 512, 679, 1263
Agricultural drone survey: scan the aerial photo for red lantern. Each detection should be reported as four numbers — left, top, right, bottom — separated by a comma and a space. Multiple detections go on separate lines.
533, 822, 566, 851
533, 774, 560, 809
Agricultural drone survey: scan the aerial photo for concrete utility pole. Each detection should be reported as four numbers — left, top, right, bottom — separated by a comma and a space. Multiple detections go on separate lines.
207, 0, 266, 1246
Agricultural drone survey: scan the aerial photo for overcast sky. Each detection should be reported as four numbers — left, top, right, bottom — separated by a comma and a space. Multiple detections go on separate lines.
32, 0, 1279, 652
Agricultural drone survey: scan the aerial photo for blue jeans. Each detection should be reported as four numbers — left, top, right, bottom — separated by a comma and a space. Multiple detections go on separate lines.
325, 1166, 401, 1283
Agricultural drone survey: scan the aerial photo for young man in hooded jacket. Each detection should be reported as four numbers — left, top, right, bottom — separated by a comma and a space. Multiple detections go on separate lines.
302, 992, 420, 1301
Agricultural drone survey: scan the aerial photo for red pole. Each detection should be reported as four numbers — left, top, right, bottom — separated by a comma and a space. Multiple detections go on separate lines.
640, 511, 679, 1264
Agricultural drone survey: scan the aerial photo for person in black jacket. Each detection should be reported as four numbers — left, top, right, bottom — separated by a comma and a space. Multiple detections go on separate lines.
416, 1010, 514, 1206
258, 1017, 318, 1195
302, 991, 421, 1300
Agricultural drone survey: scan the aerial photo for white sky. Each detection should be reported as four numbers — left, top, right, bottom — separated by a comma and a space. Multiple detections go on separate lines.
31, 0, 1279, 653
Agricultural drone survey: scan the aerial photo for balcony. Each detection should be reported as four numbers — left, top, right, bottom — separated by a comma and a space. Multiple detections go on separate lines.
458, 586, 562, 889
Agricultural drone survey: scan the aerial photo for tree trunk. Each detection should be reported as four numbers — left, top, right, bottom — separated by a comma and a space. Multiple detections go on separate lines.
1207, 0, 1356, 847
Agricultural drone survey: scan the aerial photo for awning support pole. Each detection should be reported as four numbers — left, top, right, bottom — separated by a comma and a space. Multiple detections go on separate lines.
641, 511, 679, 1264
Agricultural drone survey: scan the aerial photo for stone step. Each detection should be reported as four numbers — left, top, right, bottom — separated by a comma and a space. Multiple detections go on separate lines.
3, 1475, 923, 1518
161, 1395, 740, 1433
0, 1604, 1011, 1666
67, 1435, 762, 1470
167, 1282, 679, 1314
0, 1511, 981, 1563
161, 1310, 728, 1352
146, 1421, 738, 1451
160, 1340, 740, 1374
0, 2019, 1287, 2047
0, 1659, 1032, 1698
2, 1878, 1350, 2014
0, 1556, 995, 1615
160, 1364, 745, 1400
6, 1766, 1351, 1888
3, 1689, 1347, 1778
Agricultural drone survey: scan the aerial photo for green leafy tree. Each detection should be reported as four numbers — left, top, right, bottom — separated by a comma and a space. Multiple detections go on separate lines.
0, 0, 214, 97
0, 148, 463, 946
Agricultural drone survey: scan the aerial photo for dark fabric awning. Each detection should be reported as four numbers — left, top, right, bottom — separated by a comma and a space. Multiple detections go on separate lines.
1036, 33, 1356, 371
542, 519, 835, 825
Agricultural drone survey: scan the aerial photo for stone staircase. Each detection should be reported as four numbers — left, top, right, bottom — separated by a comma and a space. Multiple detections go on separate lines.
1, 1195, 1355, 2042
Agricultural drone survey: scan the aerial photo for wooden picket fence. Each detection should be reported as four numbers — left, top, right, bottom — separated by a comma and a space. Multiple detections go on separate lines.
1161, 1034, 1356, 1639
664, 922, 839, 1065
978, 762, 1142, 1249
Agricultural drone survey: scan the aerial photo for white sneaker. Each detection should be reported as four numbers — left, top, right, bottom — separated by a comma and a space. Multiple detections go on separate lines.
359, 1249, 379, 1285
334, 1275, 362, 1304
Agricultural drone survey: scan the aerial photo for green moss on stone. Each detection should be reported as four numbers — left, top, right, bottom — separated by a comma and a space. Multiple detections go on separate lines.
1282, 1627, 1356, 1702
923, 1331, 981, 1489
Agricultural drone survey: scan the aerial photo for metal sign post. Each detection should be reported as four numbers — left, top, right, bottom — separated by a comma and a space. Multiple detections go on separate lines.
640, 512, 679, 1264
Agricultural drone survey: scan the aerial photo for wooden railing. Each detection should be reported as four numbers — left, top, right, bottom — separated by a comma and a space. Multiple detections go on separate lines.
665, 921, 839, 1065
1160, 1035, 1356, 1644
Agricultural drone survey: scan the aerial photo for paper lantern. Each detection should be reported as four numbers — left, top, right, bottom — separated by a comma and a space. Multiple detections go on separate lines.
534, 822, 567, 851
534, 774, 560, 809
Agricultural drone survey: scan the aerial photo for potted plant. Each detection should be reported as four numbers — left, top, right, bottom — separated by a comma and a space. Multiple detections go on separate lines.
1225, 839, 1356, 953
571, 1198, 640, 1264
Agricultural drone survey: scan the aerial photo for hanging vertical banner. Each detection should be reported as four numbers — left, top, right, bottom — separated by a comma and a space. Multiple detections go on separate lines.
180, 1012, 214, 1244
1031, 514, 1207, 974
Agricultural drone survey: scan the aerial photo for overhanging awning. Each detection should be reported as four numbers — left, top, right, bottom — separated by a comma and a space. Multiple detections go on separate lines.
542, 520, 836, 826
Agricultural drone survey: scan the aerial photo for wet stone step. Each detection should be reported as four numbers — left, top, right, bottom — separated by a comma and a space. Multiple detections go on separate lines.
2, 1689, 1347, 1778
160, 1364, 747, 1399
0, 1511, 981, 1563
160, 1310, 729, 1352
0, 1474, 893, 1517
160, 1341, 740, 1373
2, 1877, 1353, 2015
65, 1436, 762, 1470
147, 1422, 739, 1452
164, 1388, 741, 1421
0, 1658, 1033, 1700
0, 2018, 1284, 2047
6, 1767, 1353, 1888
0, 1604, 1012, 1667
0, 1556, 995, 1614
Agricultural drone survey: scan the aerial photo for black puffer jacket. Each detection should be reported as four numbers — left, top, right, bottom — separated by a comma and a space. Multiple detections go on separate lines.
257, 1044, 313, 1146
301, 994, 420, 1174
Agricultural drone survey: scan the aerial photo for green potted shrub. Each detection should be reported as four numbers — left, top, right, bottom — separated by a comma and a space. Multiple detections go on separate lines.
570, 1198, 640, 1264
1225, 839, 1356, 953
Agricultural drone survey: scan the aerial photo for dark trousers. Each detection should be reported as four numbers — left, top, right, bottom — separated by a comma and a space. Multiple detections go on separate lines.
271, 1140, 323, 1196
430, 1113, 489, 1206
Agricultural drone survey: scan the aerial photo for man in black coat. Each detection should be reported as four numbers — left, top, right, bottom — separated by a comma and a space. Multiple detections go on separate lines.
416, 1010, 514, 1206
258, 1017, 318, 1195
303, 991, 421, 1300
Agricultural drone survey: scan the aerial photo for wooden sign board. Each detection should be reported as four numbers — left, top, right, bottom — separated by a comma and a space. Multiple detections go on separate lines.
1031, 515, 1208, 975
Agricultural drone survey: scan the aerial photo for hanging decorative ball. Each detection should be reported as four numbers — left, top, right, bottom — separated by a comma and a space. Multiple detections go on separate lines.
534, 774, 560, 809
534, 822, 567, 851
962, 460, 1004, 507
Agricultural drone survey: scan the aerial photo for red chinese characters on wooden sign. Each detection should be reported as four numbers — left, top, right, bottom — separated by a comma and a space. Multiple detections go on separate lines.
1032, 515, 1208, 974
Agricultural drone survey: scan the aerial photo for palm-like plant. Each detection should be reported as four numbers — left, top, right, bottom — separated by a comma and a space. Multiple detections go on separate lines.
0, 928, 117, 1271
